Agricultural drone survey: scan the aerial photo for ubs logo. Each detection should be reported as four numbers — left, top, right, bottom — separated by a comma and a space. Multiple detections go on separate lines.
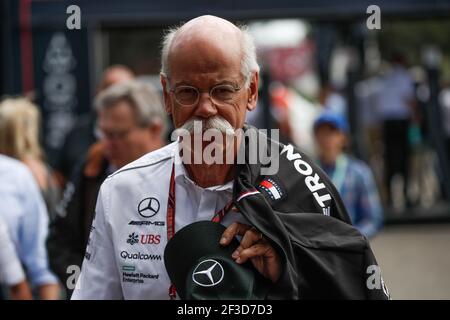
126, 233, 161, 245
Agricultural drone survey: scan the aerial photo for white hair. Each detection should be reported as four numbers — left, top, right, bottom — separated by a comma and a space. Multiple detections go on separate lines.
160, 23, 259, 88
178, 116, 235, 135
95, 80, 167, 135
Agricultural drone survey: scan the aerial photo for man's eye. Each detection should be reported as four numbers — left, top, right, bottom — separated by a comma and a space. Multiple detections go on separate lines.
213, 86, 235, 100
176, 87, 197, 96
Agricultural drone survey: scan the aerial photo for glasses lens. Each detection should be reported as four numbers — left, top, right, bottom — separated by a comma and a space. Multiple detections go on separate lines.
211, 84, 237, 103
175, 86, 198, 105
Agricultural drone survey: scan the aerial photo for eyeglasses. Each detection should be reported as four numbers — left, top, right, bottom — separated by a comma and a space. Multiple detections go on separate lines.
96, 126, 135, 141
169, 83, 243, 107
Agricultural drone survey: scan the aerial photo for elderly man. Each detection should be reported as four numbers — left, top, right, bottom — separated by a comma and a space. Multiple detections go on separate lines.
72, 16, 388, 300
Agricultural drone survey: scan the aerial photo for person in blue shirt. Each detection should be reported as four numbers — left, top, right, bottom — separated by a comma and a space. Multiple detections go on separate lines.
313, 112, 383, 238
0, 215, 32, 299
0, 154, 59, 299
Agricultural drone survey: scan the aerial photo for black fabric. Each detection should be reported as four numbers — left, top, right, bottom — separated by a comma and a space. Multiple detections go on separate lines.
230, 126, 389, 300
53, 112, 97, 178
46, 157, 109, 298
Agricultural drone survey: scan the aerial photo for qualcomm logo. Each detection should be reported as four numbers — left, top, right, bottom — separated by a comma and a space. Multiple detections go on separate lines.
192, 259, 224, 287
120, 251, 162, 261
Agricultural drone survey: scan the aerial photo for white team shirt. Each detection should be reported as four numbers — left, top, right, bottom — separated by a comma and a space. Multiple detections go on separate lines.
72, 141, 248, 299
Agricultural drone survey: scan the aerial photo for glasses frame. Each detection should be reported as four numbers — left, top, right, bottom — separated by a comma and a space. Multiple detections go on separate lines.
169, 82, 244, 107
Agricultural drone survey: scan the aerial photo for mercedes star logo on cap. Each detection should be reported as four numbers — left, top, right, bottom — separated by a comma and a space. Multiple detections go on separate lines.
192, 259, 224, 287
137, 197, 160, 218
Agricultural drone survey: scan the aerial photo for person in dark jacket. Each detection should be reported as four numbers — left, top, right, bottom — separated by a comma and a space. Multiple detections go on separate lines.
47, 80, 167, 298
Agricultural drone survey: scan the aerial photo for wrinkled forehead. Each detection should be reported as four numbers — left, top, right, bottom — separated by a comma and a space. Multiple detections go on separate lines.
174, 15, 242, 50
168, 26, 243, 83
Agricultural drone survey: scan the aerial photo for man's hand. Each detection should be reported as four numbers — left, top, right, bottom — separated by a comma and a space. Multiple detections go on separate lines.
220, 222, 281, 283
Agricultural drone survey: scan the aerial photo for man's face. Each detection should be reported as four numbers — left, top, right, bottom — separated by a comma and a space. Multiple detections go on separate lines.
314, 124, 346, 163
98, 100, 154, 169
161, 36, 258, 133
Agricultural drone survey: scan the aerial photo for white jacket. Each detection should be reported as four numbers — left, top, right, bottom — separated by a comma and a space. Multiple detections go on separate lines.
72, 142, 247, 299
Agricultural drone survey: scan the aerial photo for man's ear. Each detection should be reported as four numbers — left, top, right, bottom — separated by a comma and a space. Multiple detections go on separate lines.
160, 74, 172, 115
246, 72, 259, 111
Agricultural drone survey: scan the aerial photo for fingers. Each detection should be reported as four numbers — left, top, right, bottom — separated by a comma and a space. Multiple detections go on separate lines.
238, 243, 282, 283
220, 223, 281, 283
235, 243, 270, 264
220, 222, 251, 246
232, 227, 263, 259
220, 222, 269, 264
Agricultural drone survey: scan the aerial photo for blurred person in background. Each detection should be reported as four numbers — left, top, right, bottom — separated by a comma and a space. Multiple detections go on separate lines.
47, 80, 167, 298
0, 154, 59, 299
440, 82, 450, 168
0, 98, 60, 221
314, 112, 383, 238
270, 83, 295, 145
376, 52, 418, 209
0, 215, 32, 300
54, 65, 135, 186
319, 82, 348, 119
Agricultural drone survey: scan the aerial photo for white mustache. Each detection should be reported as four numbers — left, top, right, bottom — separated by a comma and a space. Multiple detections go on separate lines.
176, 116, 235, 136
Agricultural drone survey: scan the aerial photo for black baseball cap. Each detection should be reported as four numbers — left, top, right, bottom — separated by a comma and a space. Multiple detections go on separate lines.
164, 221, 270, 300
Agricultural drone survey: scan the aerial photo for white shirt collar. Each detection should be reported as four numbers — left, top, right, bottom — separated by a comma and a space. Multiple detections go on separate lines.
173, 142, 233, 193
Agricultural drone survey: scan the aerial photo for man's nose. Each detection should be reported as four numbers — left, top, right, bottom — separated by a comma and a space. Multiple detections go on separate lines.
193, 92, 218, 118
